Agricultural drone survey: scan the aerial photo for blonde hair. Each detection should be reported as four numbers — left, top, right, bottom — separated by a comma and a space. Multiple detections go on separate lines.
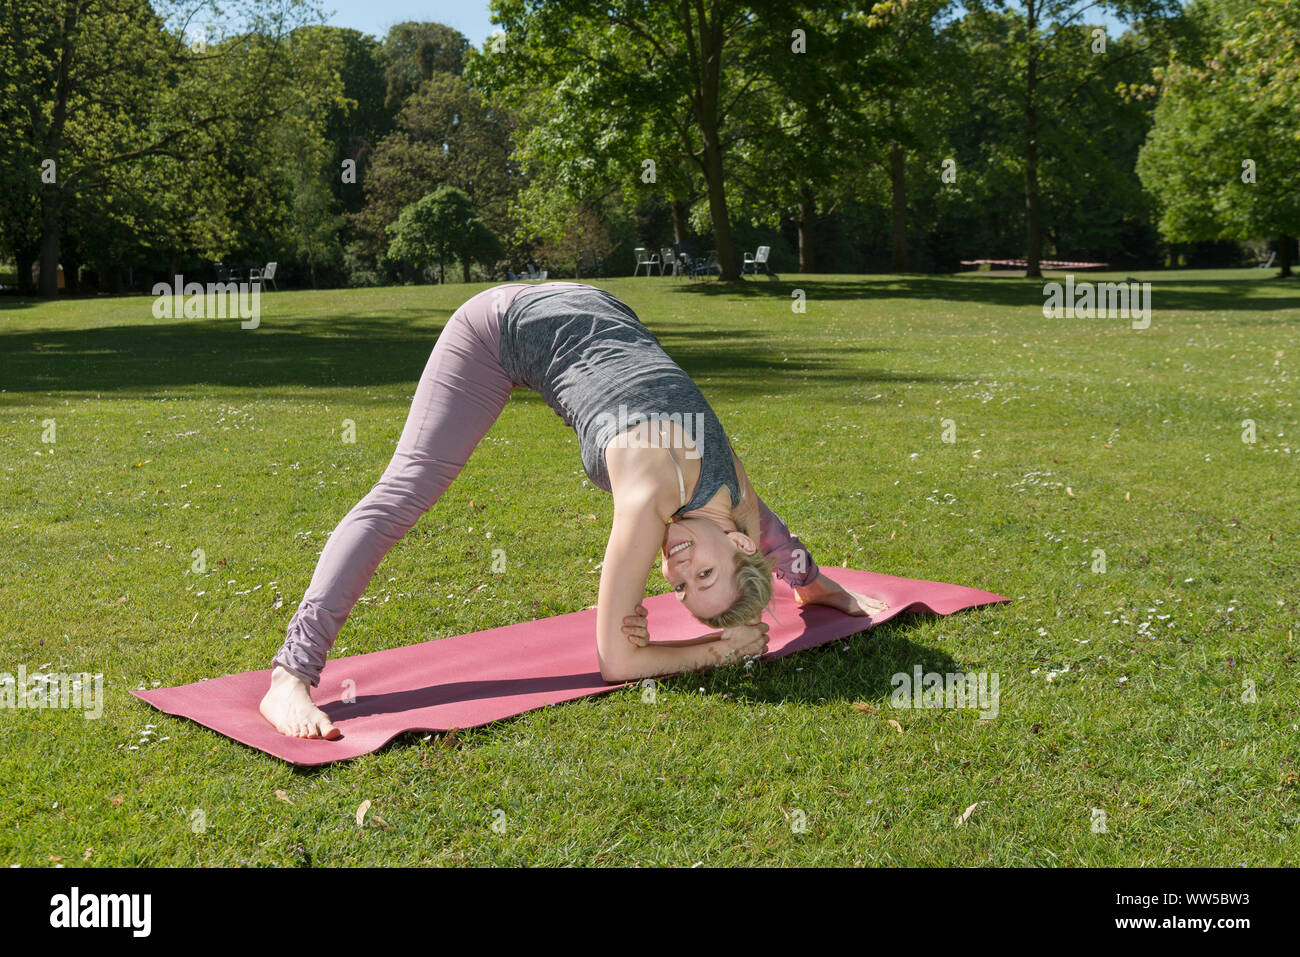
696, 547, 774, 630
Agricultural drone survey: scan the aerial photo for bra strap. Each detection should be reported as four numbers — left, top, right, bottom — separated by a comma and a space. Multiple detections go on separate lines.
660, 424, 686, 509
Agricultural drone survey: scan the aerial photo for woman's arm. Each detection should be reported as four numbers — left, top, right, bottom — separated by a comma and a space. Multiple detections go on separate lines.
749, 489, 821, 588
595, 491, 759, 682
746, 487, 887, 617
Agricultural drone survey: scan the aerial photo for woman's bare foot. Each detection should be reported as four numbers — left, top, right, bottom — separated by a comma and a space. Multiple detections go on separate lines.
793, 573, 888, 618
259, 665, 341, 739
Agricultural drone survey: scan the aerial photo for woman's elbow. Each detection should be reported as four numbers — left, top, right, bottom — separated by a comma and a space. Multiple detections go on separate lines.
598, 649, 638, 684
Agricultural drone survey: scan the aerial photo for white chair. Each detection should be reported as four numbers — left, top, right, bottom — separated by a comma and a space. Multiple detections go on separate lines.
743, 246, 771, 276
633, 247, 659, 276
525, 263, 548, 281
250, 261, 278, 290
1257, 250, 1276, 269
658, 247, 677, 276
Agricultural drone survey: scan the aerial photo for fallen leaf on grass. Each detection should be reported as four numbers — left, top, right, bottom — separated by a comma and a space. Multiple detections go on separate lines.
886, 719, 903, 734
956, 802, 980, 826
850, 702, 877, 714
355, 799, 389, 829
83, 848, 93, 861
274, 789, 293, 804
109, 796, 123, 807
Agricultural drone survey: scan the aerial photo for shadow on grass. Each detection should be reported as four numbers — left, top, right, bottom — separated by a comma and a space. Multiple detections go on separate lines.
689, 613, 973, 712
0, 307, 968, 399
0, 311, 454, 396
666, 274, 1300, 313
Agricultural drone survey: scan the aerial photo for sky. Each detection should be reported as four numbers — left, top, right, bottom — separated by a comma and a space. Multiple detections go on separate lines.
320, 1, 499, 46
316, 2, 1135, 48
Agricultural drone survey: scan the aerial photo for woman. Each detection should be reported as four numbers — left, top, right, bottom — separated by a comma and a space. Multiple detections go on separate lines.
260, 281, 887, 739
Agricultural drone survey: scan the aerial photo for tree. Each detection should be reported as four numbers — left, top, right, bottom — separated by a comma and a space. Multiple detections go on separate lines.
728, 2, 960, 273
351, 68, 519, 275
0, 0, 343, 297
386, 185, 502, 282
478, 0, 801, 281
1137, 0, 1300, 277
381, 20, 470, 108
968, 0, 1182, 277
725, 5, 873, 273
321, 27, 393, 220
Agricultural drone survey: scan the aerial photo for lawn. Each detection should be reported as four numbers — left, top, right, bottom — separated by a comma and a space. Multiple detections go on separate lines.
1, 270, 1296, 866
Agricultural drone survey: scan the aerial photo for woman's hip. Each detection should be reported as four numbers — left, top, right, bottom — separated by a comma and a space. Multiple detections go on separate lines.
450, 283, 537, 356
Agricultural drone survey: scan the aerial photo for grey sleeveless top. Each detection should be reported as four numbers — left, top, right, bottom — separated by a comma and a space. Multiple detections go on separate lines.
498, 283, 740, 516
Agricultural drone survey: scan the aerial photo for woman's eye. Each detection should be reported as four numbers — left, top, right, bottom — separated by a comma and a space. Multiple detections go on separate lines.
700, 568, 712, 579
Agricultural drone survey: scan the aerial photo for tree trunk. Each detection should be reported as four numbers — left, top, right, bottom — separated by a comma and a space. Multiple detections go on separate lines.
796, 188, 816, 273
699, 137, 739, 281
38, 198, 63, 297
37, 2, 78, 299
1023, 2, 1043, 279
693, 16, 741, 282
16, 247, 37, 295
462, 259, 471, 283
890, 140, 908, 273
1279, 234, 1293, 278
670, 200, 688, 246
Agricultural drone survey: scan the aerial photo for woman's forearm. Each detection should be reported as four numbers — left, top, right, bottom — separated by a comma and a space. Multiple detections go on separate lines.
603, 634, 728, 682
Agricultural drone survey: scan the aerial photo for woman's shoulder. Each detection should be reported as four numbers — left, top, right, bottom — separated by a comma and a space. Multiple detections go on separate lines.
605, 429, 691, 525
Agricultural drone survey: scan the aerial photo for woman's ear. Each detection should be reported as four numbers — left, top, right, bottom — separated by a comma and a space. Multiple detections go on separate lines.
725, 529, 757, 554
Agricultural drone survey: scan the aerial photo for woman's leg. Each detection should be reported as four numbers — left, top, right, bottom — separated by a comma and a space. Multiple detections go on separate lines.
270, 285, 526, 691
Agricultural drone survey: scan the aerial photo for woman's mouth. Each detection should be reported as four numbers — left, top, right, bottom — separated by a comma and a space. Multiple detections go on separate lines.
666, 539, 693, 558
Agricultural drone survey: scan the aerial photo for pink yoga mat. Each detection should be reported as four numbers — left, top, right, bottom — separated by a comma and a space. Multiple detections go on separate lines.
132, 568, 1006, 765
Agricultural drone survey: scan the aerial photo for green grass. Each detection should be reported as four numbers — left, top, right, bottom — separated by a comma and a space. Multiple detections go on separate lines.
1, 270, 1297, 866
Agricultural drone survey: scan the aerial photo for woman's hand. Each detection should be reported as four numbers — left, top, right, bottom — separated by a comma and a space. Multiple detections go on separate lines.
621, 602, 651, 646
793, 573, 889, 618
620, 602, 749, 649
713, 620, 770, 667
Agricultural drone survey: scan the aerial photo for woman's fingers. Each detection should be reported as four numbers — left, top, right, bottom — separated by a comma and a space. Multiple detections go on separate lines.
623, 608, 650, 646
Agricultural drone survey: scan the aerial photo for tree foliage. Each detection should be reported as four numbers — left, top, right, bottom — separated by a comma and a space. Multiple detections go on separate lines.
386, 184, 503, 282
1137, 0, 1300, 274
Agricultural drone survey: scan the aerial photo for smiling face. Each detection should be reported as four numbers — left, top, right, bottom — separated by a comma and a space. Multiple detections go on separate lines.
660, 516, 754, 621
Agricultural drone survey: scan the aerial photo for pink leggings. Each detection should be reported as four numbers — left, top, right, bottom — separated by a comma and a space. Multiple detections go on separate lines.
273, 282, 583, 686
